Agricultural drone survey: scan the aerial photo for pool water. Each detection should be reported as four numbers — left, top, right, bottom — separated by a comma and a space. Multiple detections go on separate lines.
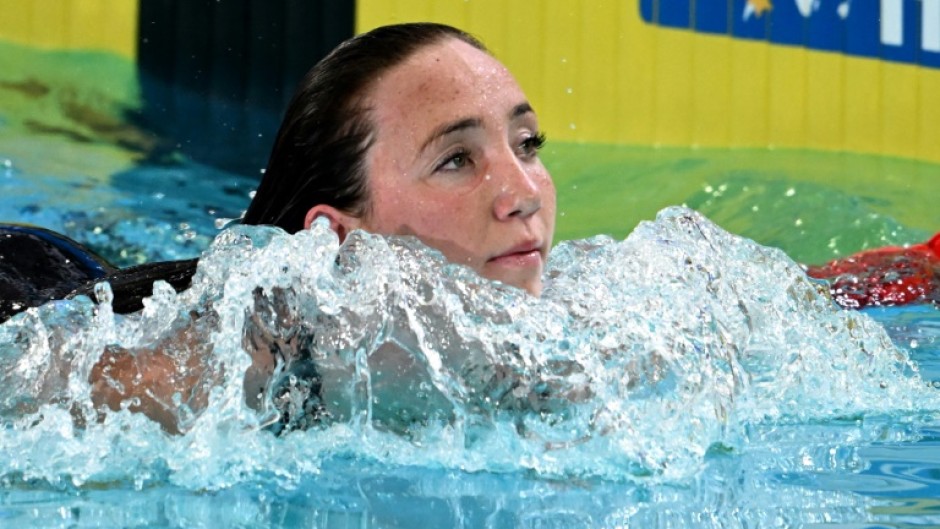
3, 42, 940, 529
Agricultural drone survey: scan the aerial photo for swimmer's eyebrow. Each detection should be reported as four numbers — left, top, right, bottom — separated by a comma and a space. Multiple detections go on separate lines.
417, 102, 535, 156
511, 102, 535, 119
419, 117, 482, 155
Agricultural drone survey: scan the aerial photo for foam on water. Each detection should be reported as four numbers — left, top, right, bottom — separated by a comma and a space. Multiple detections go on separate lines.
0, 207, 934, 492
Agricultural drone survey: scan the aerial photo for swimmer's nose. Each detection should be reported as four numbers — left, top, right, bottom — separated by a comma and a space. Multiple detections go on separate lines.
492, 152, 542, 221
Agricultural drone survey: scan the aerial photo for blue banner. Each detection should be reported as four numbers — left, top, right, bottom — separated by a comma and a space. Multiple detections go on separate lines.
640, 0, 940, 69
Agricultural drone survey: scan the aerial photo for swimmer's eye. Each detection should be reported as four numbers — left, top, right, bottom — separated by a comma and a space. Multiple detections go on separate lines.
435, 149, 472, 172
519, 132, 546, 158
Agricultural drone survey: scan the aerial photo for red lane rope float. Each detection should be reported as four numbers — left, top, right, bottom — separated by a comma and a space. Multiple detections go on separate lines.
806, 233, 940, 309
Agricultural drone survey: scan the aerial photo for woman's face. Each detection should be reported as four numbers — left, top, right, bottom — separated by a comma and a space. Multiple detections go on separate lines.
357, 38, 556, 296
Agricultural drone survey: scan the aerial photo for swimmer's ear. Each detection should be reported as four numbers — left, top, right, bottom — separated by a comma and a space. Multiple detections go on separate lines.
304, 205, 361, 242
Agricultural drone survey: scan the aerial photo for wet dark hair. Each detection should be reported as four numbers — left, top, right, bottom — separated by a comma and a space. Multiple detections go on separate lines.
242, 22, 486, 233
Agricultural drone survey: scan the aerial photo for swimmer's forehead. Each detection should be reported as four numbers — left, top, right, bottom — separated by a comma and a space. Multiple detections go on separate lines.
364, 38, 537, 151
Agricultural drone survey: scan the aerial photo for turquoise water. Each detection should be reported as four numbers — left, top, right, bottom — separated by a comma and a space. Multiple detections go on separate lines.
3, 45, 940, 529
1, 195, 939, 527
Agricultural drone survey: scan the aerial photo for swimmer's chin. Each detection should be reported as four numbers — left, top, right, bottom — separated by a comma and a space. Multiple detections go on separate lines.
480, 269, 543, 297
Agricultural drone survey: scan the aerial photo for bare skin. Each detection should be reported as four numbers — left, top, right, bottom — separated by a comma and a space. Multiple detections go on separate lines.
90, 317, 221, 435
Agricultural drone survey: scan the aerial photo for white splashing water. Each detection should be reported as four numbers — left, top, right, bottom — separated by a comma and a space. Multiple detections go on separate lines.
0, 207, 932, 491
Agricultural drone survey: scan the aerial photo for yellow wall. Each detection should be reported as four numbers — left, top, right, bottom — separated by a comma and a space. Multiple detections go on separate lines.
0, 0, 137, 59
357, 0, 940, 164
3, 0, 935, 164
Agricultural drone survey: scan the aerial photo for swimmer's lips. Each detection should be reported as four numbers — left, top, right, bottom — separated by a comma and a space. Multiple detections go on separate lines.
486, 241, 545, 268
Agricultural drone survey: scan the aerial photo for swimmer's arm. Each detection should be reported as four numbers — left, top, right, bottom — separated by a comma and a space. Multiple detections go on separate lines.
469, 356, 594, 416
89, 314, 304, 435
89, 320, 221, 435
372, 328, 592, 423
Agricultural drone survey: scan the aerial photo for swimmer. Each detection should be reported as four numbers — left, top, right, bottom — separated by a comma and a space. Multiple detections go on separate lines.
88, 22, 556, 433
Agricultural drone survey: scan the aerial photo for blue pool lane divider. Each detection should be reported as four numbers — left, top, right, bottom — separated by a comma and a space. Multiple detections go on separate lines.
641, 0, 940, 69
